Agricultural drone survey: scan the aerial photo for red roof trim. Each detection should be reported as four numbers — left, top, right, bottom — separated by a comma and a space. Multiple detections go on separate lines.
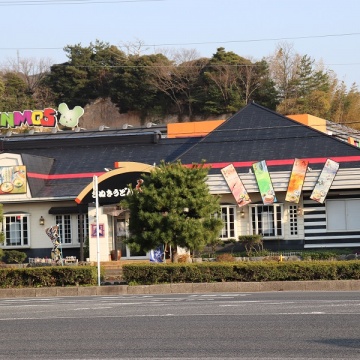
27, 172, 105, 180
184, 156, 360, 169
27, 156, 360, 179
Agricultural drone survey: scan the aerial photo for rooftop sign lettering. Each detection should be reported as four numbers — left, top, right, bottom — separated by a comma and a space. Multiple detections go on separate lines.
0, 108, 57, 128
0, 103, 84, 129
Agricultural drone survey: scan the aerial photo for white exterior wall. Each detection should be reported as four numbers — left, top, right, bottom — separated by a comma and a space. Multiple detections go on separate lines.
88, 206, 111, 262
209, 167, 360, 247
207, 168, 360, 195
2, 201, 82, 251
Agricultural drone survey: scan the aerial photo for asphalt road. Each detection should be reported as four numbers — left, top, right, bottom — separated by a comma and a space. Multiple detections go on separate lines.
0, 291, 359, 360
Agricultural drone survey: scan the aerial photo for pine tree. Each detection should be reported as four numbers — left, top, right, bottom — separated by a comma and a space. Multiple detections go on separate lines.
121, 160, 223, 260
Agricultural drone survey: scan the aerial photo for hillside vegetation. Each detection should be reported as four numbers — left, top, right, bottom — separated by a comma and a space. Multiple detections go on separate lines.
1, 40, 359, 129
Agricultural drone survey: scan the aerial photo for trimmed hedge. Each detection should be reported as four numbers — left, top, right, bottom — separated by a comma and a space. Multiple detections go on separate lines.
122, 261, 360, 285
0, 266, 99, 288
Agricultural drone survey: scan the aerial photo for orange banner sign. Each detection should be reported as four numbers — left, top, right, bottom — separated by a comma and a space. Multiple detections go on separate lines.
285, 159, 309, 204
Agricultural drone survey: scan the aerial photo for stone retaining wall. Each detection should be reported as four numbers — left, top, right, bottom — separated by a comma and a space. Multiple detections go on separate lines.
0, 280, 360, 298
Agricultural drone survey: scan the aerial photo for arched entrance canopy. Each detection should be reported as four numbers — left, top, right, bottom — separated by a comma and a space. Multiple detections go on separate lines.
75, 162, 153, 206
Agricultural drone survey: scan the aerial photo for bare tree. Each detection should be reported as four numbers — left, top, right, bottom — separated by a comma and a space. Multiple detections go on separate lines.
119, 38, 149, 56
205, 62, 240, 108
2, 55, 54, 108
146, 49, 207, 119
235, 57, 268, 105
3, 56, 53, 93
267, 42, 301, 111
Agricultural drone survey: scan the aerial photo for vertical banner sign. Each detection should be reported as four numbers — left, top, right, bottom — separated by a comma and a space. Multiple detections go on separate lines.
285, 159, 309, 203
252, 160, 277, 204
221, 164, 251, 207
310, 159, 339, 203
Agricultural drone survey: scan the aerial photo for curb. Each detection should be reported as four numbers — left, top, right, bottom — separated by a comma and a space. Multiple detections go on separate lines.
0, 280, 360, 298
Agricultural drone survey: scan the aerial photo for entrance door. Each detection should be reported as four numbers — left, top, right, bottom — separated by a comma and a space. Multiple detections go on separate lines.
116, 217, 147, 259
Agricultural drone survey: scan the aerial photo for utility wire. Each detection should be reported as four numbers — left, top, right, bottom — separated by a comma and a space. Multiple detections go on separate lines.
1, 31, 360, 49
0, 0, 162, 5
144, 32, 360, 47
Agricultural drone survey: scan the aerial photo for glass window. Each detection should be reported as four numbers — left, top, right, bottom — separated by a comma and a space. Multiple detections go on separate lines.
289, 205, 299, 236
327, 199, 360, 231
220, 205, 236, 239
55, 215, 72, 244
250, 204, 283, 238
3, 214, 29, 247
77, 214, 89, 243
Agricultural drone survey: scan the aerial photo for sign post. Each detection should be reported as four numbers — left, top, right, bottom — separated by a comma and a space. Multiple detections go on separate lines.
93, 175, 101, 286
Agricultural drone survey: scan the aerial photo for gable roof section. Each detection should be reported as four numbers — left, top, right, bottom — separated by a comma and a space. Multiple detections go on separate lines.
5, 131, 201, 199
177, 102, 360, 174
20, 153, 55, 198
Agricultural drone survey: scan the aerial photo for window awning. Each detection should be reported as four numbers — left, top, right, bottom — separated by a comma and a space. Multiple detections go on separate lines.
48, 206, 83, 215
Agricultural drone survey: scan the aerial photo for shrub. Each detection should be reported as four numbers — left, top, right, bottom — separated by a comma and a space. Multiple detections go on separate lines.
122, 260, 360, 285
301, 251, 338, 261
238, 235, 263, 256
3, 250, 27, 264
0, 266, 99, 288
216, 253, 235, 262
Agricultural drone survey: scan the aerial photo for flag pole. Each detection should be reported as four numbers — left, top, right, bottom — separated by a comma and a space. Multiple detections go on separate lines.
93, 175, 101, 286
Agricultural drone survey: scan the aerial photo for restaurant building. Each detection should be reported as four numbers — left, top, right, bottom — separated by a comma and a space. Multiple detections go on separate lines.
1, 102, 360, 261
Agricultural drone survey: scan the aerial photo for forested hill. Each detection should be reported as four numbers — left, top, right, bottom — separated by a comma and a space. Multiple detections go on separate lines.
1, 40, 359, 130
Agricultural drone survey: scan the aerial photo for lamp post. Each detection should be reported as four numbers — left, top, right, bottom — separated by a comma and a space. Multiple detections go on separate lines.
93, 175, 101, 286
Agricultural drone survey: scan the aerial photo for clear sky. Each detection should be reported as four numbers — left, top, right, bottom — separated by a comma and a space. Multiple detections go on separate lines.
1, 0, 360, 88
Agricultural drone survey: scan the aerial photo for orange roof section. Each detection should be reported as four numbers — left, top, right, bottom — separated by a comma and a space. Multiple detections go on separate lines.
167, 120, 225, 138
287, 114, 327, 133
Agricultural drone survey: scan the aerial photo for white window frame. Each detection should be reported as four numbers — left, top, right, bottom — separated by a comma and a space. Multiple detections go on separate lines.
2, 213, 30, 247
55, 215, 72, 244
219, 205, 237, 240
288, 204, 299, 237
326, 199, 360, 232
249, 204, 284, 239
77, 214, 89, 244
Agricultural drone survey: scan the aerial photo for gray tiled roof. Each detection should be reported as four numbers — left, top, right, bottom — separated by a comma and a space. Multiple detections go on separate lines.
177, 103, 360, 174
1, 130, 200, 198
2, 102, 360, 199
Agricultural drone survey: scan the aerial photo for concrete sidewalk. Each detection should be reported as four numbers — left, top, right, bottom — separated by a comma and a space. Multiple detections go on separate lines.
0, 279, 360, 298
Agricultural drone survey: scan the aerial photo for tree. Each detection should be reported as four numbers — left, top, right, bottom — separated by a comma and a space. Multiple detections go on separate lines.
146, 49, 207, 120
121, 161, 223, 260
0, 72, 34, 111
268, 43, 336, 117
329, 81, 360, 127
267, 42, 301, 111
241, 59, 279, 110
1, 56, 55, 109
46, 40, 125, 108
4, 56, 52, 94
201, 47, 247, 114
110, 53, 169, 118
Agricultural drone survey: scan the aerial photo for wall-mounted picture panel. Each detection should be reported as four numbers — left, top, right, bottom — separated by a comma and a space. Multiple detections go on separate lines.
221, 164, 251, 207
252, 160, 277, 204
0, 165, 27, 194
310, 159, 339, 203
285, 159, 309, 204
